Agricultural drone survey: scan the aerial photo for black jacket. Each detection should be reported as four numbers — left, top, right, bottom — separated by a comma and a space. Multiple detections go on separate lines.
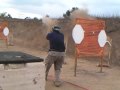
46, 30, 65, 52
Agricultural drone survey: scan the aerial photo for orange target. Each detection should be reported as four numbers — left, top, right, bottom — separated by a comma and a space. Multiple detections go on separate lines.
0, 21, 9, 46
72, 18, 107, 76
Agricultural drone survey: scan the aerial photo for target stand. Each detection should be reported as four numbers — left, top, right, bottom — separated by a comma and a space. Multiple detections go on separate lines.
72, 18, 107, 76
0, 21, 9, 47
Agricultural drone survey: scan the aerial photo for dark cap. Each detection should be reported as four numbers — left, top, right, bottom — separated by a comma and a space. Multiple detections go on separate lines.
52, 26, 61, 31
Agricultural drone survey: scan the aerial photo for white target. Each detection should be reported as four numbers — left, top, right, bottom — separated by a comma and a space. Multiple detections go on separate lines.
98, 30, 107, 47
3, 27, 9, 36
72, 24, 85, 44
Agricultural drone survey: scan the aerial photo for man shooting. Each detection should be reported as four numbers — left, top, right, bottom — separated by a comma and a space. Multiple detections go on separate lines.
45, 26, 65, 87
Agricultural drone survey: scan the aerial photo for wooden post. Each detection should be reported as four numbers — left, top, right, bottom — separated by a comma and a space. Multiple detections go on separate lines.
74, 47, 78, 76
6, 37, 8, 48
100, 56, 103, 72
100, 50, 104, 72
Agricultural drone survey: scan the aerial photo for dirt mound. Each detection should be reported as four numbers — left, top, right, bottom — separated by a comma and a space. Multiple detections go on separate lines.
8, 20, 49, 51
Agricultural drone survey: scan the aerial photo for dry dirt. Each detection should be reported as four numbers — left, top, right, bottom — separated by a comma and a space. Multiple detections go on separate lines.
0, 45, 120, 90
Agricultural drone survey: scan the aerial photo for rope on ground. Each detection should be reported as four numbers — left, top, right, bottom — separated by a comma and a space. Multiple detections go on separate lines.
48, 75, 90, 90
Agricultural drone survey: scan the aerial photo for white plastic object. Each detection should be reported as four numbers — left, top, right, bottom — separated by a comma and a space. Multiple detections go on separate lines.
98, 30, 107, 47
72, 24, 84, 44
3, 27, 9, 36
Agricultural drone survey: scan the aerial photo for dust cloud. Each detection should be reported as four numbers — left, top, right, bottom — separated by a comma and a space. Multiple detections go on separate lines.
70, 8, 95, 20
42, 16, 58, 34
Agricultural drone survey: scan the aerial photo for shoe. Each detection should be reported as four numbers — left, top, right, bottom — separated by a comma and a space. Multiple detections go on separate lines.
54, 80, 62, 87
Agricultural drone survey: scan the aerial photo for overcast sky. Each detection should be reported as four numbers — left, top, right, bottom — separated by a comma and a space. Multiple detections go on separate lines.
0, 0, 120, 19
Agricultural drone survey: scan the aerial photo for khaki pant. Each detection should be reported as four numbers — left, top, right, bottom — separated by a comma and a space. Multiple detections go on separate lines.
45, 51, 65, 80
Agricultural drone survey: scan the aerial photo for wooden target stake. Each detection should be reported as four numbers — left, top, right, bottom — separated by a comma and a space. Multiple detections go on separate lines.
74, 47, 78, 77
100, 49, 104, 72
